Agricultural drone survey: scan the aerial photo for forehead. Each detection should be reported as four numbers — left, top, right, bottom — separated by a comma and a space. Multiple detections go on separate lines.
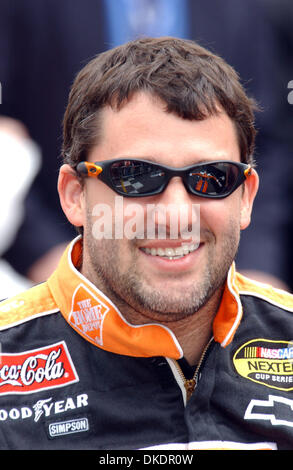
89, 93, 240, 165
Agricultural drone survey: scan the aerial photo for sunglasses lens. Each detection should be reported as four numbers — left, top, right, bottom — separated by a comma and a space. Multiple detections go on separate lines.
188, 162, 239, 196
110, 160, 166, 195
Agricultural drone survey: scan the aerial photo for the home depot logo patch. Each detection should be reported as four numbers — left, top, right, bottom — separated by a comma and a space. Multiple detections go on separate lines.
233, 339, 293, 391
69, 283, 110, 346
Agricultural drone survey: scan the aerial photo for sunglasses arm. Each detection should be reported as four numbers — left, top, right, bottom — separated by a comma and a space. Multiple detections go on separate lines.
76, 162, 103, 178
244, 166, 252, 178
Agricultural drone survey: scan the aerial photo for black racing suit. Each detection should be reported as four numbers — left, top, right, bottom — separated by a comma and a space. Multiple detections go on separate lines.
0, 237, 293, 450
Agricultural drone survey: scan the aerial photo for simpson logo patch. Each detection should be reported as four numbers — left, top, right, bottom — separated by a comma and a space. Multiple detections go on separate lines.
68, 283, 110, 346
48, 417, 89, 438
0, 341, 79, 395
233, 339, 293, 391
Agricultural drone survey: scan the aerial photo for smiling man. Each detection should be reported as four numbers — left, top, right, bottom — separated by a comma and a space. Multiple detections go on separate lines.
59, 91, 256, 367
1, 37, 293, 450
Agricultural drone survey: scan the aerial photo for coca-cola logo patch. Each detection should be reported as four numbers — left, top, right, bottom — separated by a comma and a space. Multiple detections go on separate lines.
0, 341, 79, 395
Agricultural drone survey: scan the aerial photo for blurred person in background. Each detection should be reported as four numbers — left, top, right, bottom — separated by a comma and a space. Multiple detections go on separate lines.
0, 117, 40, 298
0, 0, 290, 290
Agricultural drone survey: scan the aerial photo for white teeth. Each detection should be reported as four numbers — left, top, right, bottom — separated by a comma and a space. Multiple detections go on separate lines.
165, 248, 175, 257
142, 243, 198, 259
182, 245, 189, 255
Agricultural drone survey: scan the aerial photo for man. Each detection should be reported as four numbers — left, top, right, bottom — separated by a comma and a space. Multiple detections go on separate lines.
1, 0, 286, 291
0, 37, 292, 450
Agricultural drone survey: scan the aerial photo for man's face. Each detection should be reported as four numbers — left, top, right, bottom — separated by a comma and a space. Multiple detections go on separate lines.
70, 93, 257, 324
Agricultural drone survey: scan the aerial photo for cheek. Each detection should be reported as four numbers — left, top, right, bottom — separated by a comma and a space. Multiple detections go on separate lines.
84, 184, 118, 235
87, 181, 116, 205
199, 198, 242, 238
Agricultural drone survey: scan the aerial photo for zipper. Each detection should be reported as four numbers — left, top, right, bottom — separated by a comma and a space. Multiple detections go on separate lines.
167, 336, 214, 404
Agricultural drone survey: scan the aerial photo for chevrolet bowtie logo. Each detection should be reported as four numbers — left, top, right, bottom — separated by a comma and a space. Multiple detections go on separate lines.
245, 395, 293, 428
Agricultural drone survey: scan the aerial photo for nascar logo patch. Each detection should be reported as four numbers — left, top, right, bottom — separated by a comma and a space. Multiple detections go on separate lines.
0, 341, 79, 395
233, 339, 293, 391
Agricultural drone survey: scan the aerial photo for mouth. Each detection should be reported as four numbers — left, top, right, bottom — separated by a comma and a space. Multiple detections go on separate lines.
140, 241, 200, 260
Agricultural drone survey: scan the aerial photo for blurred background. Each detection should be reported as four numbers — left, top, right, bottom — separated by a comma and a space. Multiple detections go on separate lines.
0, 0, 292, 298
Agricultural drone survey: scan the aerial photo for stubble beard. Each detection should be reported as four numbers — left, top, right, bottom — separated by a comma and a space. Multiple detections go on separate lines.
82, 220, 240, 324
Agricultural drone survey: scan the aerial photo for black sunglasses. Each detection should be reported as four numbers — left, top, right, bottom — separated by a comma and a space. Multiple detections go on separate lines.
76, 158, 251, 198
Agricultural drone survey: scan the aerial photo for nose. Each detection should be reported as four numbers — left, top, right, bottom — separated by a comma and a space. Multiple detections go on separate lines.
159, 176, 191, 205
149, 177, 200, 241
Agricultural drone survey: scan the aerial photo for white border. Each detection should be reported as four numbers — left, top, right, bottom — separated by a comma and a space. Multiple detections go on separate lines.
141, 440, 277, 450
0, 308, 59, 332
239, 288, 293, 313
221, 265, 243, 347
165, 358, 187, 405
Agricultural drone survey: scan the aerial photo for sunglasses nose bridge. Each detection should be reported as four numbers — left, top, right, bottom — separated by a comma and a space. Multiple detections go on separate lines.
165, 167, 187, 182
159, 168, 191, 197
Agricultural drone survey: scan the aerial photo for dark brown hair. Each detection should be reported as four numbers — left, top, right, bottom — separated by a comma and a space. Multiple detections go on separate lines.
62, 37, 258, 167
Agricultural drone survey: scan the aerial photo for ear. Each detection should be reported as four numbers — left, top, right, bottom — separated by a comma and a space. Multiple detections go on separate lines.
240, 168, 259, 230
58, 164, 85, 227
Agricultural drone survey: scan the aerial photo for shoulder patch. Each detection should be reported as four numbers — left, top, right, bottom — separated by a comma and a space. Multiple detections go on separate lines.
235, 273, 293, 312
233, 338, 293, 391
0, 282, 59, 330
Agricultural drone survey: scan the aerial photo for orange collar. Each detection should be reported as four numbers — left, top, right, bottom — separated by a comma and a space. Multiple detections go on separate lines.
47, 237, 243, 358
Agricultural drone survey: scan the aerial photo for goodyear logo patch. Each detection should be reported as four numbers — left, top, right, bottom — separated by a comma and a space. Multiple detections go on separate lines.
233, 339, 293, 391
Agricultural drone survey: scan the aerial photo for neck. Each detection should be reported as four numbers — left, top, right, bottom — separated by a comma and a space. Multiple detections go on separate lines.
81, 247, 224, 364
82, 265, 222, 366
160, 289, 222, 365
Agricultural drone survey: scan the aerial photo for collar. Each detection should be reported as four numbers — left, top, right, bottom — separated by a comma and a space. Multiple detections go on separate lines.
47, 237, 243, 358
